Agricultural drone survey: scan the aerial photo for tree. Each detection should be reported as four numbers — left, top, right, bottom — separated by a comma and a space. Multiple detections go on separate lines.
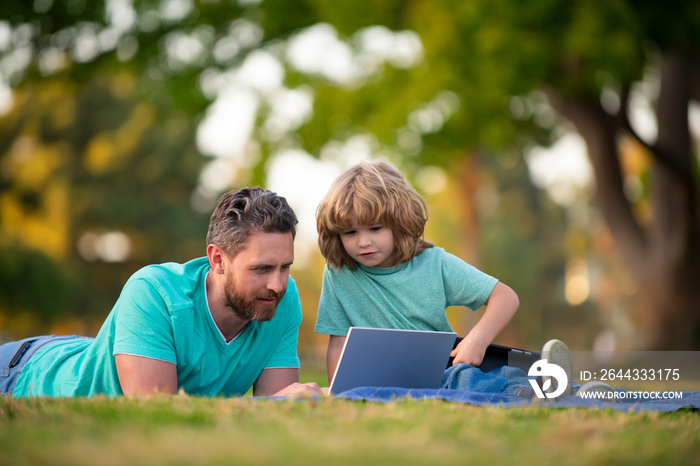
2, 0, 697, 348
271, 0, 700, 349
410, 0, 700, 349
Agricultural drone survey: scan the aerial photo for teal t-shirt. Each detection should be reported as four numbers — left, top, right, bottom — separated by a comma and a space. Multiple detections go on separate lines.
14, 257, 302, 398
314, 247, 498, 336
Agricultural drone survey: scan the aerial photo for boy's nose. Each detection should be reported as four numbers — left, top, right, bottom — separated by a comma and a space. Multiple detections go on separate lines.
357, 232, 371, 247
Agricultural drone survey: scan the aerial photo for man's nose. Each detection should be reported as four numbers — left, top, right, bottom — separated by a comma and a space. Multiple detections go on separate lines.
267, 271, 286, 294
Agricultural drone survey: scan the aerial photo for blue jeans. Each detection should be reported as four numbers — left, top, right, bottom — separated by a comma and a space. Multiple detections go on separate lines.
0, 335, 81, 395
441, 363, 531, 396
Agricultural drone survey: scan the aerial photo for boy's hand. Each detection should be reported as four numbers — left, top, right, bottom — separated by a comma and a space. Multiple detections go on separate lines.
450, 335, 489, 367
450, 281, 519, 367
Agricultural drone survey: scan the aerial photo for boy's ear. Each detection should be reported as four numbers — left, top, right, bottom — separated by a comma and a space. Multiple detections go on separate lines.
207, 244, 226, 274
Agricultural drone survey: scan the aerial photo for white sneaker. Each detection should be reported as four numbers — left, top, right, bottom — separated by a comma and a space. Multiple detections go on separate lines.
575, 381, 619, 403
540, 339, 573, 402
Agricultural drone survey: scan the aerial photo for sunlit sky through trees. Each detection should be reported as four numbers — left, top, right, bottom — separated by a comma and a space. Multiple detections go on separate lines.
2, 0, 700, 349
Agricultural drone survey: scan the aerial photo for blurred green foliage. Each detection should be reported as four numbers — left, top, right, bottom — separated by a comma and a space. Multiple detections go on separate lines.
0, 0, 698, 349
0, 243, 76, 318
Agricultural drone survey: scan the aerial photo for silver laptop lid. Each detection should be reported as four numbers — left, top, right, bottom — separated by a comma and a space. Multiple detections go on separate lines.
329, 327, 456, 395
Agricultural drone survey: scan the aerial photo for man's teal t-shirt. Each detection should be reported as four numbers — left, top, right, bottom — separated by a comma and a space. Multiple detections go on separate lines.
14, 257, 302, 398
314, 247, 498, 336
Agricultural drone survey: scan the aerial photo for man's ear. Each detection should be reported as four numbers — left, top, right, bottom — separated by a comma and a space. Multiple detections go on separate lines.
207, 244, 226, 274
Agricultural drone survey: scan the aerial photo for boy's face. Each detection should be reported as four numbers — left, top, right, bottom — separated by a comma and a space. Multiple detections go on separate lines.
340, 221, 396, 268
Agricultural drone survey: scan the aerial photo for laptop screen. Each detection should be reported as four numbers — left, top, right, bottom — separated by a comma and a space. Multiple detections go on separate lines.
329, 327, 456, 394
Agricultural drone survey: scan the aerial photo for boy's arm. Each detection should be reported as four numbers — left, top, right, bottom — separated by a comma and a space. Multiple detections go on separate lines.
326, 335, 346, 385
451, 281, 519, 366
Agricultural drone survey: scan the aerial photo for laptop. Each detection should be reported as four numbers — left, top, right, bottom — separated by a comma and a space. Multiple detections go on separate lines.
328, 327, 457, 395
448, 339, 541, 373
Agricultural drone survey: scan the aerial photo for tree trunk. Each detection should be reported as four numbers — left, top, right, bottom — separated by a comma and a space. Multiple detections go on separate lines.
645, 55, 700, 349
544, 54, 700, 350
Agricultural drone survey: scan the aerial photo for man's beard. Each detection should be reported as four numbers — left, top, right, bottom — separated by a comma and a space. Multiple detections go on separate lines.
224, 282, 283, 322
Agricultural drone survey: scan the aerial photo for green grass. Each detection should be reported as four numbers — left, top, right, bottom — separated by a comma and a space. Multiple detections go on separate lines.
1, 394, 698, 465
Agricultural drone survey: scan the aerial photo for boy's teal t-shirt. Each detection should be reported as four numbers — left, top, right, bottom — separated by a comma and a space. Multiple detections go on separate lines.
315, 247, 498, 336
14, 257, 302, 398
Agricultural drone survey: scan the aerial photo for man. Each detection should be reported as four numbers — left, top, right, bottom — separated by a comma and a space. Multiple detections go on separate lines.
1, 187, 323, 398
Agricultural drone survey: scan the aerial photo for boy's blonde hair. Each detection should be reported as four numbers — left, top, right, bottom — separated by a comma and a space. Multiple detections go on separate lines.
316, 161, 433, 269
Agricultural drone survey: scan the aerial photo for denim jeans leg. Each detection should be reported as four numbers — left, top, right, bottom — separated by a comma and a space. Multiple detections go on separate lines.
441, 363, 532, 396
0, 335, 80, 395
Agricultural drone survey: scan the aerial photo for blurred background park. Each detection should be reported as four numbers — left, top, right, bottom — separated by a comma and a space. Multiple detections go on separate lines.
0, 0, 698, 366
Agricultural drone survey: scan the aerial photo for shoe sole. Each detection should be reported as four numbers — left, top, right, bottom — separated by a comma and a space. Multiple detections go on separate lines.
541, 339, 573, 401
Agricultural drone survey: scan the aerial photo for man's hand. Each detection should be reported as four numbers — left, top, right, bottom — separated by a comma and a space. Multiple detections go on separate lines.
271, 382, 326, 397
254, 367, 328, 397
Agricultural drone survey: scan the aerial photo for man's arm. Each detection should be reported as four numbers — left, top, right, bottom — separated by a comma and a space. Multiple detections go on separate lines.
112, 277, 180, 396
325, 335, 346, 385
115, 354, 178, 396
253, 367, 324, 396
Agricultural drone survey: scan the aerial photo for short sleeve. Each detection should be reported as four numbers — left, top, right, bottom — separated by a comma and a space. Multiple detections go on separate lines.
112, 278, 177, 364
441, 251, 498, 311
314, 266, 353, 336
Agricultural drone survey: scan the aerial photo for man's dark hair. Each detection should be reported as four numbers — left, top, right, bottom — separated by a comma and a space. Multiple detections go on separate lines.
207, 187, 298, 256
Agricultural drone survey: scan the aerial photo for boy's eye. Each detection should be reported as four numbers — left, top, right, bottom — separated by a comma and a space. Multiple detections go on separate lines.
369, 225, 382, 231
342, 230, 356, 236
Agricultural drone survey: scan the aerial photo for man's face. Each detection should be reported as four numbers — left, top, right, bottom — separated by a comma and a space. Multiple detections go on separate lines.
223, 231, 294, 322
